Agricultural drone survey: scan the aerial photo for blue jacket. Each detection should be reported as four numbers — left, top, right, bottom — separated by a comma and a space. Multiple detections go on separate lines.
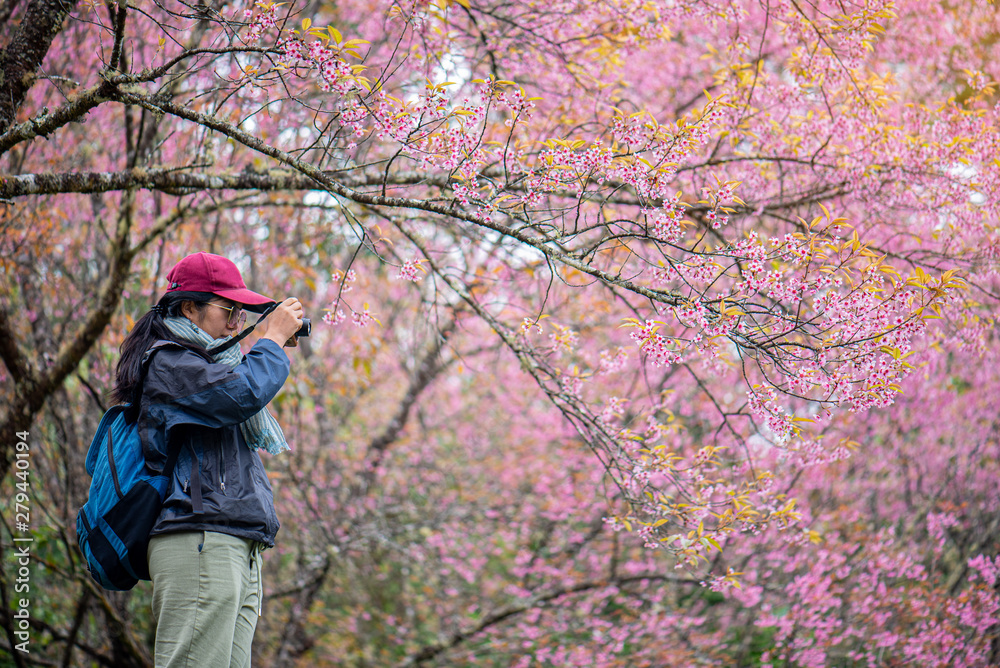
138, 338, 290, 547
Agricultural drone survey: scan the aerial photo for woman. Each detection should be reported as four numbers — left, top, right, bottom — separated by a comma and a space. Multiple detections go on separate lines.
110, 252, 303, 668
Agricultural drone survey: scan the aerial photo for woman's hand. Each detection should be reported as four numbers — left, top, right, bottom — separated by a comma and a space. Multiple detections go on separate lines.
258, 298, 304, 348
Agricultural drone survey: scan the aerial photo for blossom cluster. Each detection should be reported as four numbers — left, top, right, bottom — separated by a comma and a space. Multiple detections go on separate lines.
331, 268, 357, 292
395, 259, 424, 282
351, 305, 377, 328
628, 321, 685, 368
277, 37, 367, 98
239, 1, 279, 45
747, 385, 795, 445
645, 206, 683, 243
519, 317, 544, 336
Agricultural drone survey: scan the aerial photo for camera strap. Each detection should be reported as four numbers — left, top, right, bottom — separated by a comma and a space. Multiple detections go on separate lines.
206, 302, 279, 355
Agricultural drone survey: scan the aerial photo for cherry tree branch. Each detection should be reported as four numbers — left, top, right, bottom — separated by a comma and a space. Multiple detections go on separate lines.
107, 87, 700, 311
0, 80, 112, 156
0, 165, 844, 216
106, 0, 128, 73
0, 0, 81, 134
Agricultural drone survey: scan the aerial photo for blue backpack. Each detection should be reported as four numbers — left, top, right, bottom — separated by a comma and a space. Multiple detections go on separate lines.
76, 344, 180, 590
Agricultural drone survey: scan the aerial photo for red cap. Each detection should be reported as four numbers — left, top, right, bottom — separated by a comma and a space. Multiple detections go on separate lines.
165, 252, 274, 312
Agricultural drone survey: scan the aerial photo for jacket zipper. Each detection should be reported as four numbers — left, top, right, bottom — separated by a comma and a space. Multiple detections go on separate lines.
218, 437, 227, 494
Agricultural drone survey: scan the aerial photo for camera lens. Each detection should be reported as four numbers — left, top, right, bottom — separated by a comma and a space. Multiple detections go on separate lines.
296, 318, 311, 338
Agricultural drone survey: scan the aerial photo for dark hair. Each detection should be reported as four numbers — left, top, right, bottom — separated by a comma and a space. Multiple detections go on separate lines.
110, 291, 217, 409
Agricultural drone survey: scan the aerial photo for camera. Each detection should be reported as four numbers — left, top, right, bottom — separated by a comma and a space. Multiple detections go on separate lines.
256, 301, 310, 338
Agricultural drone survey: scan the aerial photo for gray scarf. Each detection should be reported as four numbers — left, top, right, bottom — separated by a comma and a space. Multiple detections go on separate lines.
163, 316, 289, 455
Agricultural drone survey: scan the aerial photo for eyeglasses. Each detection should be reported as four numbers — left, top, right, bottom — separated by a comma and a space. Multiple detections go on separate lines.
206, 302, 247, 328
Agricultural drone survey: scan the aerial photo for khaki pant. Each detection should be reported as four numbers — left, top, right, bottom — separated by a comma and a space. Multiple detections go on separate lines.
147, 531, 265, 668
